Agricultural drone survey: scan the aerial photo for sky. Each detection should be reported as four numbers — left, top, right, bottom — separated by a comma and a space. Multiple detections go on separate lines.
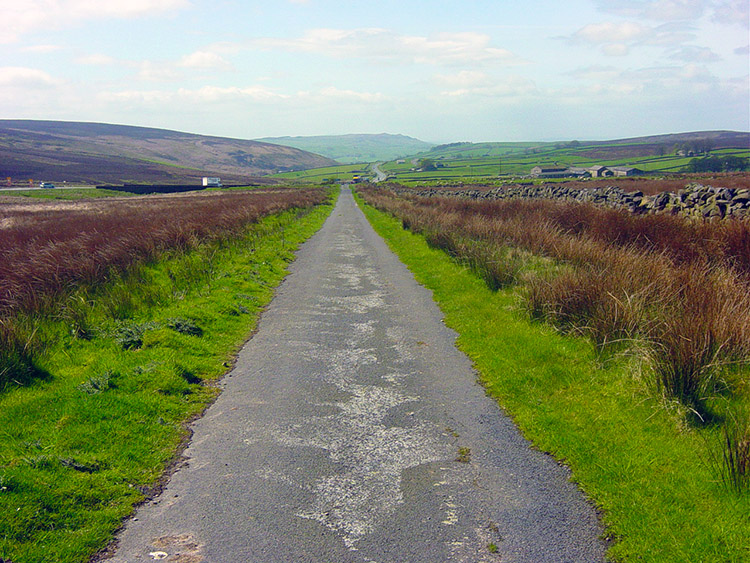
1, 0, 748, 143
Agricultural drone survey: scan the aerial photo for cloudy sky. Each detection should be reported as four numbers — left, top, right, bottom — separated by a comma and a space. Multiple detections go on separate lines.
1, 0, 748, 142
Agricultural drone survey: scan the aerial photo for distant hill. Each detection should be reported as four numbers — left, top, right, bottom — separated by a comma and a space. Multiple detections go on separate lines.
256, 133, 435, 164
0, 120, 338, 185
372, 130, 750, 181
423, 131, 750, 160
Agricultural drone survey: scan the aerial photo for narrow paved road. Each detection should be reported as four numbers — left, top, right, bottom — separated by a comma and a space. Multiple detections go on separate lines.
371, 163, 387, 182
107, 187, 606, 562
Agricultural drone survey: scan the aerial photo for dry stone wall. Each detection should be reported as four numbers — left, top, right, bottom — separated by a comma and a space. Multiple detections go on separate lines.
388, 183, 750, 219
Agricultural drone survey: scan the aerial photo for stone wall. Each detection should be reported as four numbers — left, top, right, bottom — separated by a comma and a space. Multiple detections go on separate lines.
388, 183, 750, 219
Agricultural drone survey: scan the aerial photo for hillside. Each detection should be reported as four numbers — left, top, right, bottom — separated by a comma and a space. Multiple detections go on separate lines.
256, 133, 434, 164
382, 130, 750, 179
0, 120, 338, 185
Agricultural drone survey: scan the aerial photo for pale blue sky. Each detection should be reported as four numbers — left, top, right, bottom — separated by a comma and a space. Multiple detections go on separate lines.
1, 0, 748, 142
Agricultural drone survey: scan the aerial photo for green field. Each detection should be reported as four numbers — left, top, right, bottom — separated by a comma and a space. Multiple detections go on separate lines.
0, 188, 135, 199
272, 163, 374, 182
271, 134, 749, 185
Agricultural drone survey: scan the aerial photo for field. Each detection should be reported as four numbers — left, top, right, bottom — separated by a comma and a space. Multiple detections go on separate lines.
357, 185, 750, 561
0, 187, 334, 562
273, 132, 750, 186
380, 146, 750, 183
0, 188, 139, 201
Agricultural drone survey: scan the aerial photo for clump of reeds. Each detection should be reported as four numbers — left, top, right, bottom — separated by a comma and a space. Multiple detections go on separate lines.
722, 409, 750, 493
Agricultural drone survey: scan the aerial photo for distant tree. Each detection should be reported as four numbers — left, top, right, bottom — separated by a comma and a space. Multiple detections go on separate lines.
692, 139, 713, 155
685, 155, 748, 173
418, 158, 438, 171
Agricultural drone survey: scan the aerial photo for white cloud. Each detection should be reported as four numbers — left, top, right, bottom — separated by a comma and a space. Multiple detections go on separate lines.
0, 0, 190, 43
575, 21, 652, 42
179, 51, 232, 71
251, 28, 522, 67
0, 66, 59, 88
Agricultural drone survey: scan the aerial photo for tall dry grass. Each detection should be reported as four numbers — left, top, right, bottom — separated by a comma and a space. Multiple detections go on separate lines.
0, 188, 327, 387
360, 184, 750, 490
360, 186, 750, 409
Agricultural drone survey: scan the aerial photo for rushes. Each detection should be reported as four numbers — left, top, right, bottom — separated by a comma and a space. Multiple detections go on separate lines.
722, 410, 750, 493
0, 188, 327, 389
359, 185, 750, 418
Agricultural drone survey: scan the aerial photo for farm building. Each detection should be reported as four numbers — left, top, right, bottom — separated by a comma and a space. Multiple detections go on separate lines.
610, 166, 643, 177
530, 166, 569, 178
567, 167, 591, 178
588, 165, 613, 177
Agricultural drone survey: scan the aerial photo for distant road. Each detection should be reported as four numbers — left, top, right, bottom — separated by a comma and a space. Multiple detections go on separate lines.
371, 162, 388, 182
106, 186, 606, 562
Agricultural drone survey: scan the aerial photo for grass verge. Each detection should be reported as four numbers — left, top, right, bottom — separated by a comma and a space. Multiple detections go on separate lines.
356, 194, 749, 562
0, 193, 335, 563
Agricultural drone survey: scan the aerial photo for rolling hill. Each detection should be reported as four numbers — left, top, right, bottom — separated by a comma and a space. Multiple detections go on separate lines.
0, 120, 338, 185
256, 133, 435, 164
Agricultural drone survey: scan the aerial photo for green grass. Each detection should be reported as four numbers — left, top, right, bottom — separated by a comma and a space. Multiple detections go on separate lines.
0, 194, 335, 563
356, 194, 750, 562
271, 163, 371, 182
0, 188, 137, 199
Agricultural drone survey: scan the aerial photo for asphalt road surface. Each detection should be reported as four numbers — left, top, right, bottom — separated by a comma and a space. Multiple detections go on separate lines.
106, 186, 607, 562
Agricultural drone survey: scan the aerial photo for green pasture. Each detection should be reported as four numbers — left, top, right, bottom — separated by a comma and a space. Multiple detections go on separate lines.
0, 188, 135, 199
272, 163, 372, 182
283, 137, 749, 185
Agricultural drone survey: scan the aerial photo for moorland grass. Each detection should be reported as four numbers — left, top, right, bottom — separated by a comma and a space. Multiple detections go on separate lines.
357, 192, 750, 562
0, 188, 325, 388
0, 192, 335, 563
362, 188, 750, 413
